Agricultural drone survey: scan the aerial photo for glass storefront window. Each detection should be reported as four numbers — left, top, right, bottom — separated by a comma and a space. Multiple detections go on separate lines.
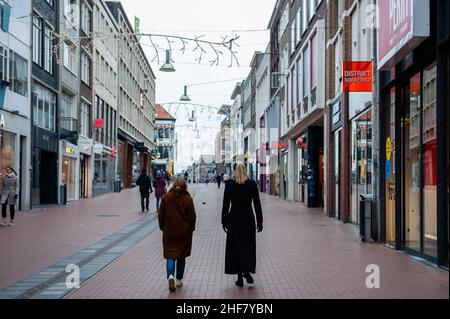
350, 110, 373, 224
62, 156, 76, 201
0, 130, 15, 179
404, 72, 421, 252
385, 87, 396, 246
423, 64, 437, 258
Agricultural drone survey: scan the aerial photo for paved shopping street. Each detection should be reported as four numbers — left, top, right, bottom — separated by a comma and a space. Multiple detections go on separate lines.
1, 184, 447, 299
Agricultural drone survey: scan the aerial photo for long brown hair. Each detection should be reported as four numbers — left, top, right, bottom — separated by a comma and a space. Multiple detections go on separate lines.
170, 176, 189, 197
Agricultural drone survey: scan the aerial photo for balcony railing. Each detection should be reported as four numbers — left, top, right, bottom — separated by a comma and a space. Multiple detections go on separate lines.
60, 117, 78, 142
311, 86, 317, 108
303, 96, 309, 117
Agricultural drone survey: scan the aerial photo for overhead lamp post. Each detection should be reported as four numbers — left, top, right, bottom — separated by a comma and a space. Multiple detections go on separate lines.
160, 50, 176, 72
180, 86, 191, 102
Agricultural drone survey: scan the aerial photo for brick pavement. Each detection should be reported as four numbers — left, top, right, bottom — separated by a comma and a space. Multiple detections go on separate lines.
66, 184, 449, 299
0, 188, 155, 289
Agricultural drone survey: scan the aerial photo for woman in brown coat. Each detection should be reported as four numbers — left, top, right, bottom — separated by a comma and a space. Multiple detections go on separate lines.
158, 177, 196, 292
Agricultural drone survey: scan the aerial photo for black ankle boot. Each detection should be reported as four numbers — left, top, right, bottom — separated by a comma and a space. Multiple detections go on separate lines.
243, 272, 254, 284
235, 274, 243, 287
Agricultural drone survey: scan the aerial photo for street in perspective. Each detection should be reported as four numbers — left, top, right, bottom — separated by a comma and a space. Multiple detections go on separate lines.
0, 0, 449, 306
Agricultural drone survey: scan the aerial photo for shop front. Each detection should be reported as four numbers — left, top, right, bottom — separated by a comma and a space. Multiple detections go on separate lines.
1, 110, 32, 211
78, 136, 93, 198
93, 144, 116, 197
32, 126, 58, 206
378, 0, 449, 266
60, 141, 79, 202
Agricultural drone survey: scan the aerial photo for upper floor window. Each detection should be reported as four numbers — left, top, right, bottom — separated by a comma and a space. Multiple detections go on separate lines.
63, 41, 77, 75
0, 44, 8, 83
81, 1, 92, 34
9, 50, 28, 97
64, 0, 78, 26
81, 51, 90, 85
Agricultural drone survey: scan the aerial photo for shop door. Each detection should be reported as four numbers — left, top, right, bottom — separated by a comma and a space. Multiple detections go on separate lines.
40, 151, 58, 205
402, 65, 438, 260
80, 156, 87, 198
334, 129, 342, 219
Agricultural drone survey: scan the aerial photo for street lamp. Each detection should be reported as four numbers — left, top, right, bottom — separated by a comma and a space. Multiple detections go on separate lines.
180, 86, 191, 102
160, 50, 176, 72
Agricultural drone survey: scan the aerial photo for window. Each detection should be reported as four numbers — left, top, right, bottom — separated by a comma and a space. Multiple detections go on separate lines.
309, 0, 315, 22
81, 1, 91, 34
0, 44, 8, 82
9, 51, 28, 97
80, 101, 90, 137
81, 51, 90, 85
310, 33, 318, 88
64, 0, 77, 25
32, 82, 56, 131
303, 46, 310, 97
63, 41, 77, 74
61, 92, 76, 119
44, 25, 53, 73
302, 1, 308, 33
32, 16, 42, 65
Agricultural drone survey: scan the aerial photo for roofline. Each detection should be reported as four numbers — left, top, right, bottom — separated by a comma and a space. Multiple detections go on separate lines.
230, 81, 243, 100
105, 1, 156, 80
99, 0, 120, 32
267, 0, 281, 29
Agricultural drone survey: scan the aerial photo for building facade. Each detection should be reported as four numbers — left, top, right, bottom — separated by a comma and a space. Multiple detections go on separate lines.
0, 0, 32, 210
30, 0, 59, 207
78, 0, 94, 199
255, 45, 270, 192
153, 104, 176, 177
92, 0, 118, 197
106, 1, 156, 189
375, 0, 449, 267
58, 0, 82, 202
281, 0, 326, 207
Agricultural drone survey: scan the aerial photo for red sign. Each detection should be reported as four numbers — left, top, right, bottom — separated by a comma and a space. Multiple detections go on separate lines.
112, 146, 117, 157
95, 119, 104, 129
343, 61, 373, 93
378, 0, 412, 66
378, 0, 430, 70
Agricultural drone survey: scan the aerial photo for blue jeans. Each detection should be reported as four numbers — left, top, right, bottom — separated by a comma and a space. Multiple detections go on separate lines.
166, 259, 186, 280
156, 197, 161, 209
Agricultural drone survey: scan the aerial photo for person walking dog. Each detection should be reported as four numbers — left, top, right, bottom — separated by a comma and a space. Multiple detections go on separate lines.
158, 177, 196, 292
136, 169, 153, 212
153, 171, 167, 212
221, 163, 263, 287
1, 167, 19, 227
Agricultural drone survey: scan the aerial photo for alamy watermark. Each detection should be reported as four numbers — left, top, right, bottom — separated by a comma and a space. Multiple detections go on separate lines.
365, 264, 380, 289
66, 264, 80, 289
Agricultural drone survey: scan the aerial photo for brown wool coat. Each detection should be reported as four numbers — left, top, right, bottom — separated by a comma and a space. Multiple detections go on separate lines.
158, 190, 196, 259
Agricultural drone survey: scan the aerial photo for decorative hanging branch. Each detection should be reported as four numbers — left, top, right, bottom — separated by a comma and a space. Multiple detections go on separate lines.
50, 31, 241, 68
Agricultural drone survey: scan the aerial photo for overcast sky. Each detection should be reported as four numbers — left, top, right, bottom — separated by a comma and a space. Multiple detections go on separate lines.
120, 0, 276, 172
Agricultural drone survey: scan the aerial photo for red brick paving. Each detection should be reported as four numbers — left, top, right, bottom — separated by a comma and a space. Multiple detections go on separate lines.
66, 185, 449, 299
0, 189, 151, 289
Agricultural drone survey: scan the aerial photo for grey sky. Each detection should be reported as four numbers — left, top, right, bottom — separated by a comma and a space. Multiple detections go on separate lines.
119, 0, 276, 172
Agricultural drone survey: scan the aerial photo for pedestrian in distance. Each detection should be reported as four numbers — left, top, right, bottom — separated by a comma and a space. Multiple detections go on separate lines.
153, 171, 167, 212
158, 177, 197, 292
221, 163, 263, 287
136, 169, 153, 213
216, 174, 222, 189
1, 167, 19, 227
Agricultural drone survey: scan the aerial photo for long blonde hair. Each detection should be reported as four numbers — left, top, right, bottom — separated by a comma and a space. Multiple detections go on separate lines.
233, 163, 248, 185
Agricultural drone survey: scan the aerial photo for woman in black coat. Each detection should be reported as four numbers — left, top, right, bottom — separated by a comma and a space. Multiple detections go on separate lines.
221, 163, 263, 287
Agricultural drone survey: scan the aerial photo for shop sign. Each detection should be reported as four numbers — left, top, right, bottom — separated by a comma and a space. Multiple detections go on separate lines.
65, 147, 75, 156
95, 119, 104, 129
93, 144, 104, 154
343, 61, 373, 93
386, 160, 391, 180
332, 101, 341, 126
386, 137, 392, 160
0, 114, 4, 127
378, 0, 430, 70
